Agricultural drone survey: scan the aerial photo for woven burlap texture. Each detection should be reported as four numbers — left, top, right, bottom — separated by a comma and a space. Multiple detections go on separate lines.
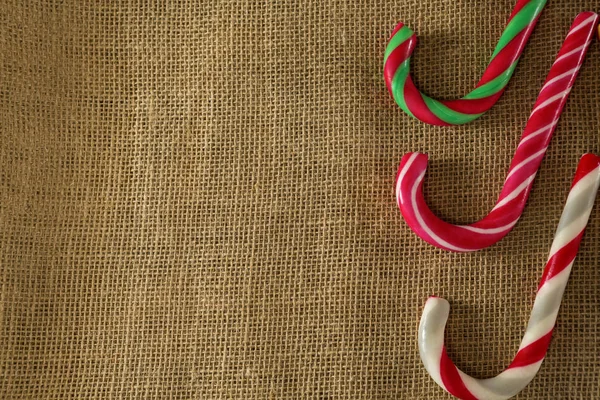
1, 0, 599, 399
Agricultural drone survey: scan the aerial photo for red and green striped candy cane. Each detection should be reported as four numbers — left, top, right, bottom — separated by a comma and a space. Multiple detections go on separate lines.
384, 0, 547, 126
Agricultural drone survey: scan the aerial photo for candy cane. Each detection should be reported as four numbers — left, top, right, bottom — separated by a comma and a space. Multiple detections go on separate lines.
396, 12, 598, 252
384, 0, 547, 126
419, 153, 600, 400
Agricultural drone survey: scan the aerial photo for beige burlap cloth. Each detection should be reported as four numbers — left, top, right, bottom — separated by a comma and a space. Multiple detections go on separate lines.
1, 1, 599, 398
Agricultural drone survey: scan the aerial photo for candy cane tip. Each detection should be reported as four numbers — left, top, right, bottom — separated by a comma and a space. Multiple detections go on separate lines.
576, 11, 598, 20
397, 153, 429, 187
420, 297, 450, 336
390, 21, 405, 35
570, 154, 600, 189
400, 152, 428, 162
389, 21, 416, 41
424, 296, 450, 313
577, 153, 600, 175
424, 296, 450, 312
580, 153, 600, 164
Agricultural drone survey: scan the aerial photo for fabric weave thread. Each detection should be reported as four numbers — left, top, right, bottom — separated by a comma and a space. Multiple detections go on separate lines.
1, 1, 600, 398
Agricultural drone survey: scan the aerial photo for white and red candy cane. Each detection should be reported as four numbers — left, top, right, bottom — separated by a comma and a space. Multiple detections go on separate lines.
396, 12, 599, 252
419, 153, 600, 400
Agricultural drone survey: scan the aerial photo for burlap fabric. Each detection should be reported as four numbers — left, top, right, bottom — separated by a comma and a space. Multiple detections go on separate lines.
1, 1, 599, 398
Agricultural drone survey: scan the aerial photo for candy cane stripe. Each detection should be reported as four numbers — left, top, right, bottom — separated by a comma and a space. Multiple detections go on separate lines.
410, 170, 473, 252
531, 88, 572, 114
459, 219, 520, 235
517, 121, 557, 147
540, 67, 579, 91
491, 173, 536, 211
540, 236, 581, 288
505, 148, 547, 181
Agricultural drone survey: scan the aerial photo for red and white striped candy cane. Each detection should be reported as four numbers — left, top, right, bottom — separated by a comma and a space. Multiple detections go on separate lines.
418, 153, 600, 400
396, 12, 598, 252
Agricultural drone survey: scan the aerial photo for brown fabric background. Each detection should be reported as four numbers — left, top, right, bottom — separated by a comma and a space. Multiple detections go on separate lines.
1, 0, 599, 398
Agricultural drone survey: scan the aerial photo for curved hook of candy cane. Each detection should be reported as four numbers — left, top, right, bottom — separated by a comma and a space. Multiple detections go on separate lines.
418, 153, 600, 400
384, 0, 547, 126
396, 12, 599, 252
